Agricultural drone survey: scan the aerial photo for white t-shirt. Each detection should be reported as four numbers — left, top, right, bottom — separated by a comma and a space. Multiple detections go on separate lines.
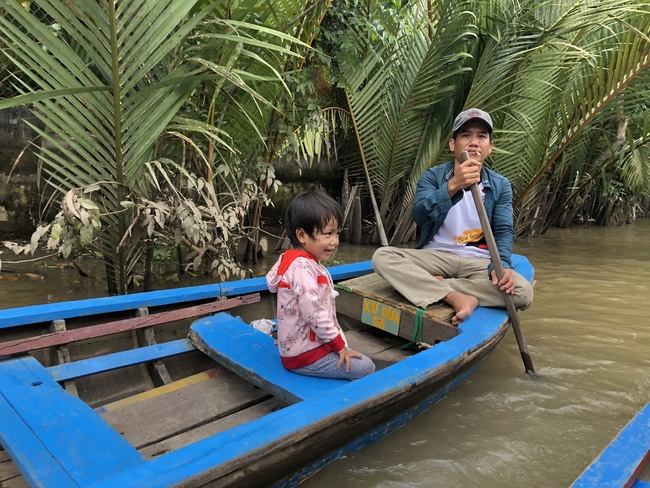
423, 184, 490, 258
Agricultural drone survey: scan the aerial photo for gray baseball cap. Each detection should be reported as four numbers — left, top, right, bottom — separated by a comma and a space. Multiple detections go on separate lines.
452, 108, 493, 134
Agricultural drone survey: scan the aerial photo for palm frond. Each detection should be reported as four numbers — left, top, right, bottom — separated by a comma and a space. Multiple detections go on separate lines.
341, 0, 477, 238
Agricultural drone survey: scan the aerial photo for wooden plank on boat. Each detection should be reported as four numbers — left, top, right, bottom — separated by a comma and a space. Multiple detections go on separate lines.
217, 261, 373, 297
0, 476, 29, 488
189, 313, 349, 404
47, 338, 197, 382
0, 293, 260, 357
47, 318, 80, 396
335, 273, 458, 345
0, 355, 145, 487
139, 397, 287, 459
0, 450, 29, 488
342, 328, 397, 356
133, 307, 173, 386
342, 328, 412, 369
97, 366, 270, 450
0, 284, 219, 330
0, 261, 373, 331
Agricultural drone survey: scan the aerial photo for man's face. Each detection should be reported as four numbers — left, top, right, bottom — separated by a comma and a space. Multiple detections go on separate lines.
449, 120, 493, 163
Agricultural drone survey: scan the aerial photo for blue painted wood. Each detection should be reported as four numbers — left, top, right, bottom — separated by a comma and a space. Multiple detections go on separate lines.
218, 276, 269, 297
189, 313, 348, 404
512, 253, 534, 281
47, 338, 197, 382
633, 480, 650, 488
0, 283, 221, 330
90, 294, 519, 488
218, 261, 373, 296
327, 260, 375, 281
0, 398, 77, 488
0, 260, 374, 330
0, 355, 145, 487
1, 256, 534, 488
278, 352, 491, 487
572, 403, 650, 488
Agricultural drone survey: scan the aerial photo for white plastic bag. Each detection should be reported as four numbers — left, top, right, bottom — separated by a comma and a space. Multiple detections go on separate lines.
249, 319, 275, 335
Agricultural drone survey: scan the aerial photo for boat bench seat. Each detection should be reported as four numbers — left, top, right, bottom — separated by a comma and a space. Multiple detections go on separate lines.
189, 313, 348, 404
0, 355, 145, 487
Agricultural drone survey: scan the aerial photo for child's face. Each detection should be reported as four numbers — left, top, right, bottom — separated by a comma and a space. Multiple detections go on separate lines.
296, 218, 340, 261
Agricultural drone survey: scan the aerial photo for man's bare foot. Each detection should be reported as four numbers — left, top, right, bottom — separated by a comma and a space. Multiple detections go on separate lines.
444, 291, 479, 326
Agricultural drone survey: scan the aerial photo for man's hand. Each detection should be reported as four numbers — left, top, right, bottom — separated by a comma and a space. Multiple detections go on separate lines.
338, 347, 363, 372
491, 268, 516, 294
449, 157, 482, 196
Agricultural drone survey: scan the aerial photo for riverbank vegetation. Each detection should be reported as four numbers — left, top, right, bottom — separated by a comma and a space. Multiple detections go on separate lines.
1, 0, 649, 294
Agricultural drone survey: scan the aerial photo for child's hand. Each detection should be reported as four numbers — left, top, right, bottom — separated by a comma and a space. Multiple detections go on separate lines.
337, 347, 363, 372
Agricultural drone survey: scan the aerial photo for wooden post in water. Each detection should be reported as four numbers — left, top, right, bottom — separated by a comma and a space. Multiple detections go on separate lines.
351, 196, 362, 244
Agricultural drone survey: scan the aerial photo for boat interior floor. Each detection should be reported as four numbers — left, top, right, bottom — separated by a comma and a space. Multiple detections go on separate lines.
0, 449, 29, 488
97, 323, 413, 460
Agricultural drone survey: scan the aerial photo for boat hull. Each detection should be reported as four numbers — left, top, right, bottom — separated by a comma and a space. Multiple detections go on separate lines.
0, 257, 534, 488
572, 402, 650, 488
90, 306, 513, 488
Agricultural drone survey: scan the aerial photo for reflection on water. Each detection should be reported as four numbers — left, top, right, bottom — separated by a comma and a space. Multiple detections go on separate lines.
2, 220, 650, 487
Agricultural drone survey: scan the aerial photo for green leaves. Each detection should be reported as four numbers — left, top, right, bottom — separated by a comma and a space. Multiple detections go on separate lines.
0, 0, 209, 293
0, 0, 321, 292
338, 0, 477, 242
331, 0, 650, 240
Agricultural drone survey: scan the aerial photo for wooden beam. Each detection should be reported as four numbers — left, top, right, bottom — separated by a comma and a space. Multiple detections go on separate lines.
335, 273, 458, 344
47, 338, 197, 382
97, 367, 270, 451
48, 319, 79, 396
0, 293, 260, 357
134, 307, 173, 386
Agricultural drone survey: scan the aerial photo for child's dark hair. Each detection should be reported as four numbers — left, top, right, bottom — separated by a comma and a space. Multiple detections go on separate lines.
285, 191, 343, 247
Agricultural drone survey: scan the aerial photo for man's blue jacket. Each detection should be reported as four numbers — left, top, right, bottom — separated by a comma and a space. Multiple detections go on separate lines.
411, 160, 515, 277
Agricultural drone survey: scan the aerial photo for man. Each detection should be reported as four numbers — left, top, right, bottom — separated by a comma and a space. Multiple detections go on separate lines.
372, 108, 533, 325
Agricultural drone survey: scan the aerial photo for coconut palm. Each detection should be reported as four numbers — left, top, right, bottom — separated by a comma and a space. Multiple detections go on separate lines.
492, 1, 650, 233
330, 0, 650, 243
186, 0, 334, 265
0, 0, 216, 293
0, 0, 324, 294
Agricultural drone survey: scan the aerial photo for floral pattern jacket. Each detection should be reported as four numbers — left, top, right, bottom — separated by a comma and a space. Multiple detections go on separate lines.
266, 250, 345, 369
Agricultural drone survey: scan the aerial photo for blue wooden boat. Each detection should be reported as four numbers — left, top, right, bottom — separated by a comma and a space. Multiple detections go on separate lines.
572, 402, 650, 488
0, 256, 534, 487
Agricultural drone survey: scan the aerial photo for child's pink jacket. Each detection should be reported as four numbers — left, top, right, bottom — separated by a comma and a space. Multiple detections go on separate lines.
266, 250, 345, 369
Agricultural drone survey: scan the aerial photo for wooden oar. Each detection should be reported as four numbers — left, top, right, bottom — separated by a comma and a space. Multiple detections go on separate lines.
461, 150, 536, 375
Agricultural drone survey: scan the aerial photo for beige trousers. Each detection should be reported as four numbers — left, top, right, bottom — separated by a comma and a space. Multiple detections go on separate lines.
371, 247, 534, 310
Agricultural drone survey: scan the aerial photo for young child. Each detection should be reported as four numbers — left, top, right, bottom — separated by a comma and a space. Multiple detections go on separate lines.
266, 191, 375, 380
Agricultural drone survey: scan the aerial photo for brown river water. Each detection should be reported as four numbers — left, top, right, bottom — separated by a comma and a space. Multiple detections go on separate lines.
2, 219, 650, 487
